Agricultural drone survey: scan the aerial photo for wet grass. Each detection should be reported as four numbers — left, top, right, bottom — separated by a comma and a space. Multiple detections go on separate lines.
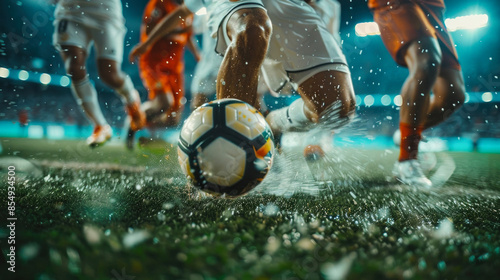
0, 138, 499, 279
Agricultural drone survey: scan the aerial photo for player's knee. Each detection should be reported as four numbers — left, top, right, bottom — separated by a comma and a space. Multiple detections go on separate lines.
98, 69, 123, 89
232, 10, 271, 58
414, 54, 441, 80
97, 60, 124, 88
65, 60, 87, 81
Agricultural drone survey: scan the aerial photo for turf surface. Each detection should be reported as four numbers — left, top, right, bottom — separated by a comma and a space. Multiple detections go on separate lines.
0, 138, 499, 279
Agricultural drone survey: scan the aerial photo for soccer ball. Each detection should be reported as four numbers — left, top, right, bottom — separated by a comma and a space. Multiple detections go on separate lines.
177, 99, 275, 197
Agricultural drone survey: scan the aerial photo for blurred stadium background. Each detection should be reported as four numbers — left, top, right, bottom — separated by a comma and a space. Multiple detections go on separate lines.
0, 0, 499, 152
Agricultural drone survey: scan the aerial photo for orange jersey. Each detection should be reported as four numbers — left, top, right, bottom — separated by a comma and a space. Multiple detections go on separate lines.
369, 0, 460, 70
139, 0, 193, 73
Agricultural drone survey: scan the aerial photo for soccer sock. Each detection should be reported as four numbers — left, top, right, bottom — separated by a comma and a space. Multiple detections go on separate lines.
114, 75, 138, 105
270, 98, 310, 131
71, 76, 107, 126
399, 122, 424, 162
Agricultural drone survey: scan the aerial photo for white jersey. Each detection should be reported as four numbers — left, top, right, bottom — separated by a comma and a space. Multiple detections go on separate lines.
184, 0, 348, 92
54, 0, 125, 29
313, 0, 341, 44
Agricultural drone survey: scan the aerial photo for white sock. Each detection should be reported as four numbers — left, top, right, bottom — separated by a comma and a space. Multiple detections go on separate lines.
72, 76, 107, 126
268, 98, 310, 131
115, 75, 138, 105
288, 98, 309, 125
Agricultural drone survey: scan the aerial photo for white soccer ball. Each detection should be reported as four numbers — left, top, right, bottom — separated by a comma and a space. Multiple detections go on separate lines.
178, 99, 274, 197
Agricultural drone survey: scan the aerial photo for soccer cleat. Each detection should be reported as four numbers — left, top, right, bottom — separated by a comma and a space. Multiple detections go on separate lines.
393, 159, 432, 188
86, 125, 112, 147
126, 97, 146, 132
303, 145, 325, 161
126, 127, 136, 150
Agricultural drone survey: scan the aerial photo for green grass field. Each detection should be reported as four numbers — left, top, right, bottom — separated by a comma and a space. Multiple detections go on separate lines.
0, 137, 499, 280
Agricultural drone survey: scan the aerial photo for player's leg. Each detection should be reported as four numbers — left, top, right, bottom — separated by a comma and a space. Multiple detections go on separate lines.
148, 74, 184, 128
297, 70, 356, 122
264, 0, 355, 136
216, 8, 272, 106
398, 37, 442, 161
97, 59, 145, 131
53, 17, 113, 147
391, 37, 442, 187
266, 70, 355, 135
59, 46, 113, 146
423, 63, 466, 129
93, 22, 146, 132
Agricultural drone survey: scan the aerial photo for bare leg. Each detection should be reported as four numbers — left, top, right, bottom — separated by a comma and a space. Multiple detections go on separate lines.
216, 8, 272, 106
98, 58, 145, 131
398, 36, 442, 162
60, 45, 107, 127
423, 67, 465, 129
97, 58, 138, 103
400, 37, 442, 127
297, 70, 356, 122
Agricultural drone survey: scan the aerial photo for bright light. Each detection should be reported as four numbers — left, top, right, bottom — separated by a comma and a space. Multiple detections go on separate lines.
195, 7, 207, 16
18, 70, 29, 81
47, 125, 65, 139
356, 13, 488, 37
355, 22, 380, 37
394, 95, 403, 107
40, 73, 51, 85
0, 67, 9, 78
60, 76, 71, 87
445, 14, 488, 32
381, 94, 392, 106
364, 95, 375, 107
482, 92, 493, 102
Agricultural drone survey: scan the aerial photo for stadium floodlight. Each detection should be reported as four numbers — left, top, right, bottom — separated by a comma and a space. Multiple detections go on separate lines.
355, 13, 488, 37
60, 76, 71, 87
0, 67, 9, 78
445, 14, 488, 32
40, 73, 51, 85
355, 22, 380, 37
18, 70, 29, 81
481, 92, 493, 103
394, 95, 403, 107
381, 94, 392, 106
364, 95, 375, 107
195, 7, 207, 16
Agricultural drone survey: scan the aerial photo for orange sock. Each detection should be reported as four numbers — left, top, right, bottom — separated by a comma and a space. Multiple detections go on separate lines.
399, 122, 424, 162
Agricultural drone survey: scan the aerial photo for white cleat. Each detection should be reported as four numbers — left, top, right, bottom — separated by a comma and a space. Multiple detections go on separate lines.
86, 125, 112, 147
393, 159, 432, 188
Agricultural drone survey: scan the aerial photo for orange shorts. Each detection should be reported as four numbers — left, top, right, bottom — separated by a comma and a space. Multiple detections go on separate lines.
371, 0, 460, 70
139, 61, 185, 114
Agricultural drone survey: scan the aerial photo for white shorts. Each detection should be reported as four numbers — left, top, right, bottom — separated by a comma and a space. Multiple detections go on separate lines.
191, 35, 223, 95
206, 0, 349, 92
53, 18, 126, 63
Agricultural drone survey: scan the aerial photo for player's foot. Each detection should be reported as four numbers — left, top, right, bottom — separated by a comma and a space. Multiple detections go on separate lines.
393, 129, 428, 147
126, 96, 146, 132
86, 125, 112, 147
303, 145, 325, 161
126, 127, 136, 150
419, 152, 437, 172
392, 159, 432, 188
